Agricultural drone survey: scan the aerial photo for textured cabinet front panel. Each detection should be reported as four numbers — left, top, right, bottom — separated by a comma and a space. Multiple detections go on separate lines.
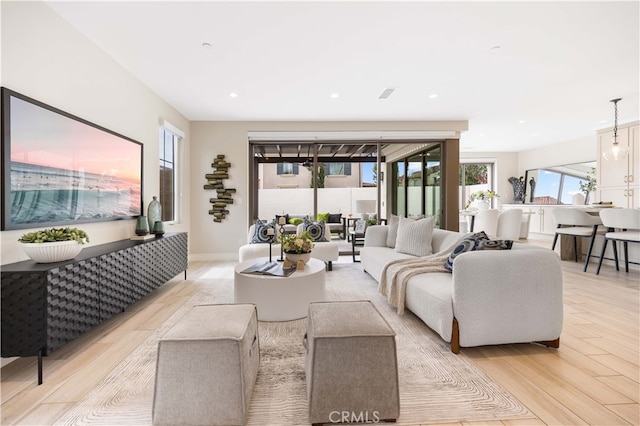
159, 232, 188, 282
1, 272, 46, 357
99, 248, 136, 321
46, 257, 101, 354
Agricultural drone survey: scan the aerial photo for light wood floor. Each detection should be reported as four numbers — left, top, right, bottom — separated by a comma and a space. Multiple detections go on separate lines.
2, 235, 638, 425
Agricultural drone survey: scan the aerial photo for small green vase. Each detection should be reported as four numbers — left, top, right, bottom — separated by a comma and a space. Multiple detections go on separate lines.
135, 216, 150, 236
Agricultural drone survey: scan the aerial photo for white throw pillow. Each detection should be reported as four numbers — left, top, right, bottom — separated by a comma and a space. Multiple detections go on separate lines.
394, 216, 435, 257
386, 214, 400, 248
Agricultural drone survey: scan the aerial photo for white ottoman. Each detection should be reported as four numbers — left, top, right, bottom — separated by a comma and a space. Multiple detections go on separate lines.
152, 304, 259, 426
305, 301, 400, 425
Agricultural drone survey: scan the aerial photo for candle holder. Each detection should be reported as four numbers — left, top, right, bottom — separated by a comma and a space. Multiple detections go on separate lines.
266, 227, 276, 263
278, 223, 286, 262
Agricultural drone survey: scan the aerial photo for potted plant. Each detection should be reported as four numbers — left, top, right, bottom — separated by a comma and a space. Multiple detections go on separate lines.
579, 167, 597, 203
466, 190, 499, 209
18, 227, 89, 263
278, 231, 314, 264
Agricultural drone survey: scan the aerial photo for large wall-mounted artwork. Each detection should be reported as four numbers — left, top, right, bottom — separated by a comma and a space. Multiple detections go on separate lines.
1, 88, 143, 230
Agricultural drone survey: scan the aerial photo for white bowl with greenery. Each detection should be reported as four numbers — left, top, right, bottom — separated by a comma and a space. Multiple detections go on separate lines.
19, 227, 89, 263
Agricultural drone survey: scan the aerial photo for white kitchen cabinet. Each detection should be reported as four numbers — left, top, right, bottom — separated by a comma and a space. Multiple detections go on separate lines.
597, 122, 639, 208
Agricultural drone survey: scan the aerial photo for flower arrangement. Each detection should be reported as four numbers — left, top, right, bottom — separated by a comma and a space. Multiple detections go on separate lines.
466, 190, 499, 208
278, 231, 314, 254
579, 167, 597, 193
18, 227, 89, 244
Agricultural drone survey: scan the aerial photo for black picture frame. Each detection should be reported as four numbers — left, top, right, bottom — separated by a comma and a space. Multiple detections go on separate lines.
1, 87, 144, 230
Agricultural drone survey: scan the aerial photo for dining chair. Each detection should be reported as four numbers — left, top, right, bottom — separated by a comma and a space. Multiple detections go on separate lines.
496, 209, 523, 240
551, 208, 605, 272
596, 208, 640, 274
472, 209, 499, 237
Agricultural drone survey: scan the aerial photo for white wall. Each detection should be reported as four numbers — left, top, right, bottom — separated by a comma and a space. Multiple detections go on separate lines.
0, 1, 190, 264
258, 187, 379, 220
518, 135, 596, 172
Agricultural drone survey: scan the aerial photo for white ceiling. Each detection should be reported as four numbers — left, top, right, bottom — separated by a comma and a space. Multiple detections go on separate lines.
44, 1, 639, 152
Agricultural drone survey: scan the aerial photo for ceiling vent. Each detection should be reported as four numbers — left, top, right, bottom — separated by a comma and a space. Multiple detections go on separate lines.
378, 88, 396, 99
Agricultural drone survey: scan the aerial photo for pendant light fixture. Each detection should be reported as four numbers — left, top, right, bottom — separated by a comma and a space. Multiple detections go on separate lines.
602, 98, 629, 161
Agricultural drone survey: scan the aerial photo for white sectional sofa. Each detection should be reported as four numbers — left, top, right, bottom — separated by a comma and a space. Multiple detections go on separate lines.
239, 224, 339, 271
360, 225, 563, 353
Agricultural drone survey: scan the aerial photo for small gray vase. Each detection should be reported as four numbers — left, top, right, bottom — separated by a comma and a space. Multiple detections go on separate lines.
147, 196, 162, 232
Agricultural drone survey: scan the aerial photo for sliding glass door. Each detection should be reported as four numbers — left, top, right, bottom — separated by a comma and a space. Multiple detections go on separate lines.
391, 144, 442, 226
424, 146, 441, 226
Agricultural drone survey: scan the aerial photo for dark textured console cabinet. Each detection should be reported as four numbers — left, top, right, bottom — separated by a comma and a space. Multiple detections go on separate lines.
1, 232, 188, 384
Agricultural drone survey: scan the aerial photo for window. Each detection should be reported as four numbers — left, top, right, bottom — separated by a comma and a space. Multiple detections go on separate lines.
277, 162, 298, 175
560, 175, 582, 204
159, 125, 182, 222
531, 169, 584, 205
325, 163, 351, 176
459, 163, 495, 208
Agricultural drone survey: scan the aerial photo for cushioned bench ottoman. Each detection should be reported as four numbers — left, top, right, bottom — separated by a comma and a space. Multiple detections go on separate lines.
305, 301, 399, 425
152, 304, 260, 426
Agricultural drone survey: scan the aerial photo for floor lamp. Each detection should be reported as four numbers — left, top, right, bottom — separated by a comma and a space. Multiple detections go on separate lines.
355, 199, 376, 223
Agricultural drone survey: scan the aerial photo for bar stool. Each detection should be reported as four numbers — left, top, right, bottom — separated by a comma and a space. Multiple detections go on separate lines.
551, 208, 605, 272
596, 208, 640, 274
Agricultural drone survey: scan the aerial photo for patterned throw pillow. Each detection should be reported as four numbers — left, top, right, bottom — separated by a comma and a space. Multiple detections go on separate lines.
444, 232, 489, 271
477, 239, 514, 250
303, 219, 328, 242
250, 219, 277, 244
444, 232, 514, 272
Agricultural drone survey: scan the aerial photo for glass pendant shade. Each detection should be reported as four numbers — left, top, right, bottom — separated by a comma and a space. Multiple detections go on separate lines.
602, 139, 629, 161
603, 98, 628, 161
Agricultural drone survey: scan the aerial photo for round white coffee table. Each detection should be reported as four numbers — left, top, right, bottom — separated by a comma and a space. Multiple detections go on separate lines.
234, 257, 326, 321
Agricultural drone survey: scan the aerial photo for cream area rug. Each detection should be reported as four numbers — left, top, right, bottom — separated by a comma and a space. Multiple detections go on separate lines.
55, 261, 532, 425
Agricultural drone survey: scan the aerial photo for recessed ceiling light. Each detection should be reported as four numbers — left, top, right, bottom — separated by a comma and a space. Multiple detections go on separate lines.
599, 119, 608, 123
229, 92, 238, 98
490, 45, 501, 51
330, 93, 339, 99
517, 120, 526, 124
428, 93, 438, 99
202, 42, 213, 49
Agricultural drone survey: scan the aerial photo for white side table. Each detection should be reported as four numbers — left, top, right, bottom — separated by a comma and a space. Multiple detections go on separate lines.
234, 257, 326, 321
